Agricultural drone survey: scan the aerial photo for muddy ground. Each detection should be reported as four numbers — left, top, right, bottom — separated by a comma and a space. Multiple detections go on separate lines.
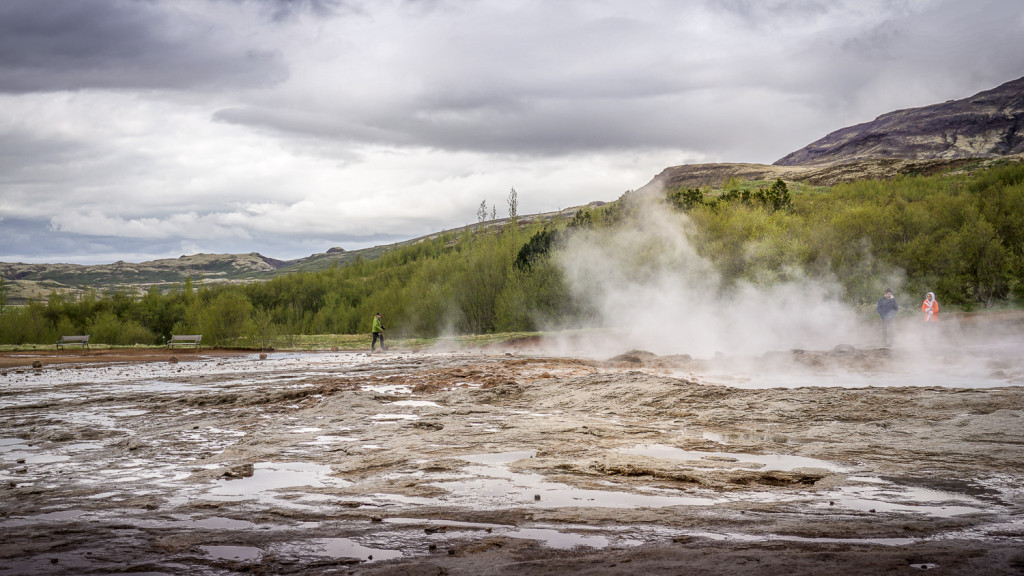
1, 325, 1023, 575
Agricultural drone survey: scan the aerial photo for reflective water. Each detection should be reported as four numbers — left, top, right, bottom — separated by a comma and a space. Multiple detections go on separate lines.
204, 462, 352, 503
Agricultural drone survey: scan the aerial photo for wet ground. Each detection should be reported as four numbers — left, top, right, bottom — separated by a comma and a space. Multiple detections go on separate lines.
1, 327, 1023, 575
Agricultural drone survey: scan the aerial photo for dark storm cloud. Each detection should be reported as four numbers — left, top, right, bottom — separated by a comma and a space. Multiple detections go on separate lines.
0, 0, 289, 93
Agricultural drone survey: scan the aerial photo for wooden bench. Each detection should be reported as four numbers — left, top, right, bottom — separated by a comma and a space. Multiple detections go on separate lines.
56, 335, 90, 350
167, 334, 202, 351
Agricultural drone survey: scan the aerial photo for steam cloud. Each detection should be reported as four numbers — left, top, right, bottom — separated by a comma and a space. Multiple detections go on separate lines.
554, 191, 862, 358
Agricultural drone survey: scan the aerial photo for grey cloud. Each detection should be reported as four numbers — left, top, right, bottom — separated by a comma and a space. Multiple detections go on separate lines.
0, 0, 289, 93
244, 0, 352, 21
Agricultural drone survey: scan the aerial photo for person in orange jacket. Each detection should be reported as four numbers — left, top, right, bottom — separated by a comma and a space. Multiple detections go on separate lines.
921, 292, 939, 322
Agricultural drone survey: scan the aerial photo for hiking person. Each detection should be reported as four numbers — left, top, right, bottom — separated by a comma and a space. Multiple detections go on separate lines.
875, 288, 898, 346
371, 312, 386, 352
921, 292, 939, 322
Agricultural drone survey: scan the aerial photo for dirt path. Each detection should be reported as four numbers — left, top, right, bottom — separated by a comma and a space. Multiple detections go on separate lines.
1, 339, 1022, 575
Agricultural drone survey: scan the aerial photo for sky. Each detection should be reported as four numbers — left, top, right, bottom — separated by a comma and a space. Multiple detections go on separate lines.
1, 0, 1023, 265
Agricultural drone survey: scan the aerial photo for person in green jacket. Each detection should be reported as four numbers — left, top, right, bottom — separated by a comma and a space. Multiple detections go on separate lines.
371, 312, 386, 352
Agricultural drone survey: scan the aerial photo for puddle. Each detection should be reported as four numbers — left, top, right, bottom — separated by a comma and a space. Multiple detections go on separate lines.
389, 400, 442, 408
822, 477, 989, 517
619, 444, 846, 472
204, 462, 351, 502
1, 451, 70, 464
362, 384, 414, 394
201, 545, 262, 561
371, 413, 420, 421
279, 538, 403, 563
0, 509, 86, 528
508, 527, 610, 549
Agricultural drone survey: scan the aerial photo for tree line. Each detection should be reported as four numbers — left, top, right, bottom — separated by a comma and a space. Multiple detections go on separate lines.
1, 162, 1021, 347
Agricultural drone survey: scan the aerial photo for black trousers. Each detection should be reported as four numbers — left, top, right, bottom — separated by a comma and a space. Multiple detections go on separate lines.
372, 332, 385, 351
881, 317, 894, 346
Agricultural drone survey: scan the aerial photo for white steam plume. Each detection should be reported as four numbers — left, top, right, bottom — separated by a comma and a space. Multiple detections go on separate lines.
554, 191, 861, 358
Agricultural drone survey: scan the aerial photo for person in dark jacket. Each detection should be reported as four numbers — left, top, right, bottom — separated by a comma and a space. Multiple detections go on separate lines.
875, 288, 898, 346
371, 312, 386, 352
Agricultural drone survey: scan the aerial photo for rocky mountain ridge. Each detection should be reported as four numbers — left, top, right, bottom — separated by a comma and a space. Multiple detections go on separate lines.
775, 76, 1024, 166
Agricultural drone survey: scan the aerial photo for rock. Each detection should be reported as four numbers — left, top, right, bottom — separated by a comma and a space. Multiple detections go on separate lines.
32, 360, 43, 369
221, 463, 254, 479
259, 353, 268, 360
169, 356, 178, 364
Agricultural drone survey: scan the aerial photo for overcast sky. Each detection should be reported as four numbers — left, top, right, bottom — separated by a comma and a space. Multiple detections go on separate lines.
1, 0, 1022, 264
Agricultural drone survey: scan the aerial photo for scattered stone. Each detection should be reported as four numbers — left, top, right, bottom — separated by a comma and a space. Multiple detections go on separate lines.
370, 516, 383, 522
169, 356, 178, 364
259, 353, 268, 360
534, 494, 541, 500
221, 463, 254, 479
32, 360, 43, 369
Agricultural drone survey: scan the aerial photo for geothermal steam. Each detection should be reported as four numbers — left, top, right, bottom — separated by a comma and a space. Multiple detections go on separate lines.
555, 191, 861, 357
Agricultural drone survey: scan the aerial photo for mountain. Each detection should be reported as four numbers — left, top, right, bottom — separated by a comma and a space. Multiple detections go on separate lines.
774, 76, 1024, 166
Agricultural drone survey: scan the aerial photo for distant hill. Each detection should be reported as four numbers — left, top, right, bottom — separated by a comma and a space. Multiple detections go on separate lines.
775, 76, 1024, 166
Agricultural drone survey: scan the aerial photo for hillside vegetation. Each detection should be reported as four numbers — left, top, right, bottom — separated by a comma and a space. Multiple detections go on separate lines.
1, 162, 1022, 347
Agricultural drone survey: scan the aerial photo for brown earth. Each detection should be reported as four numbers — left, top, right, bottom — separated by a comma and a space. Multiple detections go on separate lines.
1, 330, 1022, 575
